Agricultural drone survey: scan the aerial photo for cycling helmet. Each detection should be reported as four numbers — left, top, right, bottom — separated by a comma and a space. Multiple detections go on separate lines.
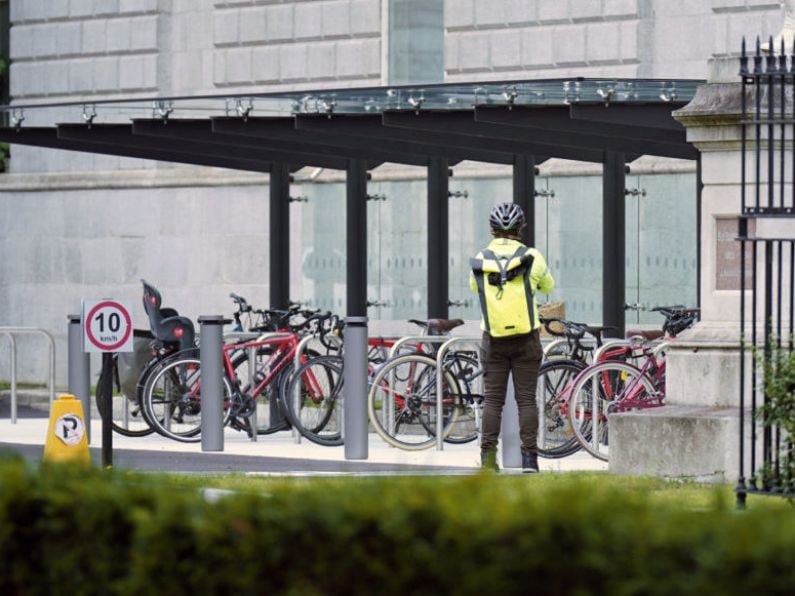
489, 202, 525, 232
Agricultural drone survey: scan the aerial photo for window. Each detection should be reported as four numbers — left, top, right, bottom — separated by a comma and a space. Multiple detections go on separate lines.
386, 0, 444, 85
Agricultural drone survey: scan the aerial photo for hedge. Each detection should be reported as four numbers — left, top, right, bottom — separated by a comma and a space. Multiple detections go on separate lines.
1, 454, 794, 595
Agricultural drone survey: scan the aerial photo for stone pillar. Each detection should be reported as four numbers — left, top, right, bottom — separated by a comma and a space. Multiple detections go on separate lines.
610, 56, 756, 482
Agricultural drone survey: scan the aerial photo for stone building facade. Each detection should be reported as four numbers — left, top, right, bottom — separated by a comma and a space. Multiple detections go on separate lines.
0, 0, 785, 384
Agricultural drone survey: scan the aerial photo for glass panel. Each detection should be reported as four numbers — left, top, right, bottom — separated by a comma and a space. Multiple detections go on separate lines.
296, 182, 347, 314
368, 178, 427, 321
545, 174, 603, 324
635, 172, 698, 325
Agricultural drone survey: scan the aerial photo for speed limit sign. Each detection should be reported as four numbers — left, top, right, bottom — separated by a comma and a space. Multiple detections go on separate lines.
82, 299, 134, 353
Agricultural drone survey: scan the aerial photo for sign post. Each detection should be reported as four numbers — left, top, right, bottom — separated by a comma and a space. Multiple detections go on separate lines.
82, 299, 134, 468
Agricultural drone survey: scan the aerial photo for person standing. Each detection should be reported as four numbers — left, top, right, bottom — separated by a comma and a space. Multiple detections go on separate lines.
470, 202, 555, 473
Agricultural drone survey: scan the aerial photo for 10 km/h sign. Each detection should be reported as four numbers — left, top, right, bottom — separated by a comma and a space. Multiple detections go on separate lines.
82, 299, 134, 353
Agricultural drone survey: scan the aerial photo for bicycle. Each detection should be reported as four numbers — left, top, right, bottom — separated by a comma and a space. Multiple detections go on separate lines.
535, 317, 616, 459
366, 318, 483, 451
566, 305, 700, 461
140, 307, 333, 442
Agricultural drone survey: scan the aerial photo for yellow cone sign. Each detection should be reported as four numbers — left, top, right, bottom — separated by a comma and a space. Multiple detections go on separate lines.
43, 394, 91, 466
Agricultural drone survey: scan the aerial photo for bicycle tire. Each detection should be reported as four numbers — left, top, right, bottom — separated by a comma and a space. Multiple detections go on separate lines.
284, 354, 344, 446
95, 356, 155, 437
142, 355, 234, 443
367, 353, 461, 451
566, 360, 656, 461
536, 358, 586, 459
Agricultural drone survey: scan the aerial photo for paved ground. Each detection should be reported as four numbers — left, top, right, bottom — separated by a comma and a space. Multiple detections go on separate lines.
0, 396, 608, 476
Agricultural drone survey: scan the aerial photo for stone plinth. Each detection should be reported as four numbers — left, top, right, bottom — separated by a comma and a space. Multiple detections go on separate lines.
610, 56, 753, 482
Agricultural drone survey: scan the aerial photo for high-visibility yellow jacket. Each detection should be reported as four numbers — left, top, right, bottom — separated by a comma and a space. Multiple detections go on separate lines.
469, 238, 555, 337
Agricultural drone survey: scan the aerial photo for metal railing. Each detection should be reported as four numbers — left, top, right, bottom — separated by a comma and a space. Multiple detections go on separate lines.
0, 327, 56, 423
737, 38, 795, 504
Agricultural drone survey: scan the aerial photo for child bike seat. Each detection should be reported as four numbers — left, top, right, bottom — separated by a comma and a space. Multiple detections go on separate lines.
141, 279, 196, 353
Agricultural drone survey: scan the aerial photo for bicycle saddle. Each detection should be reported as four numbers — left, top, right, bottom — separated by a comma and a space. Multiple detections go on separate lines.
409, 318, 465, 335
141, 279, 196, 353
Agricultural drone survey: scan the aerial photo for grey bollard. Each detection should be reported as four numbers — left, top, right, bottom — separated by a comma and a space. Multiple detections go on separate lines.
500, 374, 522, 469
199, 316, 230, 452
67, 314, 92, 443
343, 316, 369, 460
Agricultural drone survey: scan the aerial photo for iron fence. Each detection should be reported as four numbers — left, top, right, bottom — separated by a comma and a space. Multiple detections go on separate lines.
737, 37, 795, 505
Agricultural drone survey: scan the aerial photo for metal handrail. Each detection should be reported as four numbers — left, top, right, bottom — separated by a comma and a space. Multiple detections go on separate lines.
435, 336, 482, 450
0, 327, 56, 423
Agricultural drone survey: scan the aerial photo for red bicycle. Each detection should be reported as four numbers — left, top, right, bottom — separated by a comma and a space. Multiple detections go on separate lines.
140, 309, 334, 443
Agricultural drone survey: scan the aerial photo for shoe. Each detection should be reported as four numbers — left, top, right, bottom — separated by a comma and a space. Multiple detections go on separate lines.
521, 450, 539, 473
480, 448, 498, 472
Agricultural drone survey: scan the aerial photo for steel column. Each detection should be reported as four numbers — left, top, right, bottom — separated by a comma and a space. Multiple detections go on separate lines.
603, 152, 626, 337
67, 314, 91, 443
428, 157, 449, 318
269, 163, 291, 310
513, 154, 536, 246
344, 159, 369, 460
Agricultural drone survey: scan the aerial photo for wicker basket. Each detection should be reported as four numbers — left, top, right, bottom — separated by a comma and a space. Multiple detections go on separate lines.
538, 301, 565, 337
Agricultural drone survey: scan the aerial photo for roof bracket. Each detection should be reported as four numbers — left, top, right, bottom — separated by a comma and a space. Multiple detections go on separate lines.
11, 109, 25, 131
236, 98, 253, 121
82, 104, 97, 128
153, 100, 173, 122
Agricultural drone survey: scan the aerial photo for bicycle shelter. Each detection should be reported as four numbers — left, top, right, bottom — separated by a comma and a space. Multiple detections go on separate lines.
0, 79, 703, 459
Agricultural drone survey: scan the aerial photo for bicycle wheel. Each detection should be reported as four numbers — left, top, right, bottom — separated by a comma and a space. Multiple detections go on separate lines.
142, 355, 234, 443
284, 355, 344, 446
229, 347, 291, 435
95, 356, 155, 437
439, 352, 480, 444
367, 353, 461, 451
536, 358, 586, 459
566, 360, 656, 461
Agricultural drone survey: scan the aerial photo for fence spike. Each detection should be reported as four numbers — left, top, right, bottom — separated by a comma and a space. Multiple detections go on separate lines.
740, 37, 748, 75
755, 36, 763, 73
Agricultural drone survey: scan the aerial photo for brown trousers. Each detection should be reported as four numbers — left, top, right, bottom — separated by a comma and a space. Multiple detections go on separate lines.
479, 330, 543, 454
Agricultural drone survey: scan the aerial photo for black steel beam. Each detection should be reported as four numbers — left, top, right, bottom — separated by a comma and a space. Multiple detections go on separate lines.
427, 157, 449, 319
387, 110, 695, 160
213, 116, 446, 167
346, 159, 369, 317
133, 118, 383, 169
293, 113, 556, 165
475, 105, 687, 145
0, 126, 273, 172
603, 151, 626, 338
513, 154, 535, 247
293, 114, 518, 165
57, 123, 351, 170
383, 110, 656, 163
570, 102, 688, 131
270, 162, 291, 311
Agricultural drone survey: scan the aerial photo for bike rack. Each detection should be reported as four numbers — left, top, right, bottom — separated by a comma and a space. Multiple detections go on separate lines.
287, 332, 344, 444
435, 336, 482, 451
543, 337, 597, 358
382, 335, 452, 441
0, 327, 56, 424
225, 331, 294, 443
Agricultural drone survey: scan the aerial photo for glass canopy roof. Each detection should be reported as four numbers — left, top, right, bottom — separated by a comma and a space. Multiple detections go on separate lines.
0, 78, 702, 125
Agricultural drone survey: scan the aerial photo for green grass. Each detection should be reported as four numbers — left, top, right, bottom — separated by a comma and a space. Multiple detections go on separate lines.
134, 470, 794, 512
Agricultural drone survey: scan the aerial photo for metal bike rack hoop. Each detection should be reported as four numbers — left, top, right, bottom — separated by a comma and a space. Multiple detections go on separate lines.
435, 336, 482, 451
0, 327, 56, 424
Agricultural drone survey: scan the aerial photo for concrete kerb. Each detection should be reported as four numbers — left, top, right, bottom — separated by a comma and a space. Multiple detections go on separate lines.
0, 390, 608, 473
